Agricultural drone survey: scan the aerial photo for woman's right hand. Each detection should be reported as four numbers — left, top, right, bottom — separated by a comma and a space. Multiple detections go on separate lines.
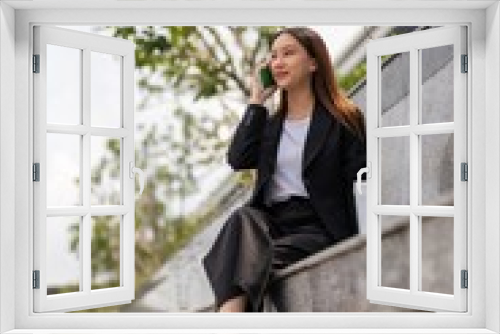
248, 57, 278, 105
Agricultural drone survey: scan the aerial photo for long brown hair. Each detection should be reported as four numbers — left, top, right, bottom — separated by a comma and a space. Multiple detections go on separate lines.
268, 27, 366, 143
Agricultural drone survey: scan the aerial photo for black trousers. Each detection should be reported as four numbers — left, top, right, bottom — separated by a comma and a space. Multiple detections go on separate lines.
201, 195, 334, 312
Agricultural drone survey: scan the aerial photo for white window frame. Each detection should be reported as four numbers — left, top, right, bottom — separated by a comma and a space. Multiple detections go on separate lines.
365, 25, 468, 313
0, 1, 498, 333
32, 25, 137, 313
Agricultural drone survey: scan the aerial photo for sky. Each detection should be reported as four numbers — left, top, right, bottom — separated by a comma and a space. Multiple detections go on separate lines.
45, 25, 364, 288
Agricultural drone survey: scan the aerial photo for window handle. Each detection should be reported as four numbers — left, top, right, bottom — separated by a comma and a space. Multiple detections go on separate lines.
129, 161, 145, 195
356, 161, 371, 195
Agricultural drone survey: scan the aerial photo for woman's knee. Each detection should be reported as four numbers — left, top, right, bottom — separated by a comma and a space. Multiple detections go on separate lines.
230, 205, 261, 221
224, 205, 252, 230
226, 205, 270, 230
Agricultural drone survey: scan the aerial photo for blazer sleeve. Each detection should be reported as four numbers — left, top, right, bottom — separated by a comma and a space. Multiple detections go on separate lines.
226, 103, 269, 170
341, 109, 367, 183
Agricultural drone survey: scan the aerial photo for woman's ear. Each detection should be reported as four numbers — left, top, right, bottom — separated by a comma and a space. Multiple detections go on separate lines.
309, 59, 318, 72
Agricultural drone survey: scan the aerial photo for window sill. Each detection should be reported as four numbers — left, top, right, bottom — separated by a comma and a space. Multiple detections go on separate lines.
3, 329, 497, 334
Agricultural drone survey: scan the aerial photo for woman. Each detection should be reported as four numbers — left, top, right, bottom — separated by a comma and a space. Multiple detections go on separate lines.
202, 27, 367, 312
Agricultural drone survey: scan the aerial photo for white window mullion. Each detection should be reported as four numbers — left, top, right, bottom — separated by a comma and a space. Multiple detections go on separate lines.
412, 205, 454, 216
46, 124, 128, 137
82, 47, 91, 295
82, 214, 91, 294
373, 123, 454, 138
366, 48, 378, 295
409, 46, 419, 297
122, 51, 135, 297
413, 122, 454, 135
46, 124, 87, 135
373, 126, 411, 137
123, 53, 134, 212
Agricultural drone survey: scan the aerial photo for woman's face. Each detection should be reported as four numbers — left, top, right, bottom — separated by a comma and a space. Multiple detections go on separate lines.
269, 32, 317, 90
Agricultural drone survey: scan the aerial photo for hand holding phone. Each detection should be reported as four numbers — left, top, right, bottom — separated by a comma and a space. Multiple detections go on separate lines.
259, 65, 276, 89
248, 59, 277, 105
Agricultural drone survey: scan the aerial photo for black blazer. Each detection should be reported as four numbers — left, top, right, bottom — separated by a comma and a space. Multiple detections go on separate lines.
227, 99, 367, 243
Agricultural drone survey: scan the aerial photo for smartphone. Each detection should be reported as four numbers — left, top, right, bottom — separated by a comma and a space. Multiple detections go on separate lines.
259, 65, 276, 88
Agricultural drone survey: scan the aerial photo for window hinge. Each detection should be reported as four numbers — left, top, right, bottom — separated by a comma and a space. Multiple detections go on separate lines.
461, 269, 468, 288
461, 54, 468, 73
461, 162, 468, 181
33, 270, 40, 289
33, 54, 40, 73
33, 163, 40, 182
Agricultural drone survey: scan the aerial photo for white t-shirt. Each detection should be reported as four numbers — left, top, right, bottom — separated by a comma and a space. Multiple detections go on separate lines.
265, 115, 312, 205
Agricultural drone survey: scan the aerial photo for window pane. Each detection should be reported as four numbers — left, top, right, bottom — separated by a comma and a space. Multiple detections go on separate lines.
46, 44, 81, 125
421, 216, 454, 294
380, 136, 409, 205
91, 137, 121, 205
421, 133, 454, 206
47, 216, 80, 295
91, 51, 122, 128
380, 51, 410, 127
380, 215, 410, 290
91, 215, 121, 290
47, 133, 81, 206
421, 45, 454, 124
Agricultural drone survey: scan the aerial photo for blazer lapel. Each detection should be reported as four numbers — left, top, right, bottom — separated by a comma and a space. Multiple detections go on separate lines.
302, 100, 334, 175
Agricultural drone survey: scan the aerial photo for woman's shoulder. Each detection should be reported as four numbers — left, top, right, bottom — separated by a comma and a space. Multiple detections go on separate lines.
337, 105, 366, 141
